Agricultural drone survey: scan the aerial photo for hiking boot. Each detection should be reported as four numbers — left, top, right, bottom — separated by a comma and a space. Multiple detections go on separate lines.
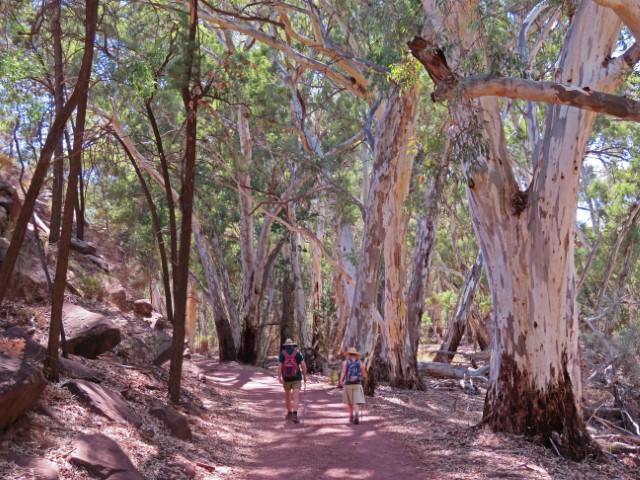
353, 414, 359, 425
285, 412, 293, 421
292, 412, 299, 424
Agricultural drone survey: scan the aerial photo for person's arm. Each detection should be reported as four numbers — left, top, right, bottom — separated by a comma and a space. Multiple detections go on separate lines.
339, 361, 346, 386
277, 356, 283, 384
300, 360, 308, 383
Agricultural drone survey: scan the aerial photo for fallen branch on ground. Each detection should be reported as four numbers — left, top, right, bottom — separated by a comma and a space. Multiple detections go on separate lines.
418, 362, 489, 382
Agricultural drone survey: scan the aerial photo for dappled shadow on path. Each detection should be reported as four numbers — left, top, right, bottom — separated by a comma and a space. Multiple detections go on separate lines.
192, 359, 431, 479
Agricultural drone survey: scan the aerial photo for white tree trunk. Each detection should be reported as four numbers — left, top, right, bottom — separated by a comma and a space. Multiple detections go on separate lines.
379, 99, 422, 388
333, 221, 357, 355
342, 87, 419, 374
310, 200, 326, 348
288, 212, 310, 348
415, 0, 627, 458
238, 105, 255, 317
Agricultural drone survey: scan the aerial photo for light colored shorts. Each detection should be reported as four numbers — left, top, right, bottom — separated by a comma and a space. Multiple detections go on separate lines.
342, 383, 365, 405
283, 380, 302, 391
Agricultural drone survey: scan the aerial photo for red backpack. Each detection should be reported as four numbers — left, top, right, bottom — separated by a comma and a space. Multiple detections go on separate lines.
282, 349, 300, 381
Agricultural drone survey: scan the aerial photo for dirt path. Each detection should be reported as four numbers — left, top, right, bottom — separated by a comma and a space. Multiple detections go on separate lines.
193, 359, 429, 479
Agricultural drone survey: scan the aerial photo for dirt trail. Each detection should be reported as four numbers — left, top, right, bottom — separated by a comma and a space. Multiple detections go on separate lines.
194, 359, 429, 479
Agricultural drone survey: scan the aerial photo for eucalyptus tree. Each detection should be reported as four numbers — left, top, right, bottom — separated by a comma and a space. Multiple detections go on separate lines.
196, 1, 440, 388
410, 0, 640, 458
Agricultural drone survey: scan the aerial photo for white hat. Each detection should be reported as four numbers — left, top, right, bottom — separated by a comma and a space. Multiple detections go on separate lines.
282, 338, 297, 347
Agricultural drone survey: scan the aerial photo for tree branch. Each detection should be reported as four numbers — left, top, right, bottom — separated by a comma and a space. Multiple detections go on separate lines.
432, 75, 640, 122
593, 0, 640, 44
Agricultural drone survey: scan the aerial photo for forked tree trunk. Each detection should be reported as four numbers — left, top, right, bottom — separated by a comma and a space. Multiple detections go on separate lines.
414, 0, 627, 459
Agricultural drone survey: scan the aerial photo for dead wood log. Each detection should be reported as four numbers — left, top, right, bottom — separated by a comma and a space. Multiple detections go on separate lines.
418, 361, 489, 381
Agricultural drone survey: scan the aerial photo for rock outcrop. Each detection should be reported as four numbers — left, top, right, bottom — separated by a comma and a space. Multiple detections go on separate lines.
63, 303, 121, 358
69, 433, 144, 479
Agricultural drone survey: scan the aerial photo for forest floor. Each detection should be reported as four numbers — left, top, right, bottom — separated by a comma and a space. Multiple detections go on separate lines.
1, 166, 638, 479
2, 317, 640, 480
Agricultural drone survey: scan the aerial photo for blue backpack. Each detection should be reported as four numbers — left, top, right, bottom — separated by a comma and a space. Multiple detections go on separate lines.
345, 358, 362, 384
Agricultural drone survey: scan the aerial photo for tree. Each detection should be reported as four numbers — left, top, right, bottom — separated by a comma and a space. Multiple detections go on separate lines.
410, 0, 640, 458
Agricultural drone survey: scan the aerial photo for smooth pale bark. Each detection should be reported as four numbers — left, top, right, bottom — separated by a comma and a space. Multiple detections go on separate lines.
209, 232, 240, 349
186, 278, 197, 350
280, 242, 296, 344
593, 0, 640, 42
287, 208, 309, 348
310, 200, 326, 348
379, 90, 422, 389
341, 87, 418, 373
238, 105, 255, 319
196, 3, 367, 97
332, 221, 357, 355
433, 253, 483, 364
415, 0, 629, 459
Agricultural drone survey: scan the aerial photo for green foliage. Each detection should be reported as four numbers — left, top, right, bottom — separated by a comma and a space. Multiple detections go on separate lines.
78, 274, 106, 301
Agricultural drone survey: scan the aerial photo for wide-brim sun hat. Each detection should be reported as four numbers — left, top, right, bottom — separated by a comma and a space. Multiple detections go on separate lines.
282, 338, 297, 347
344, 346, 360, 356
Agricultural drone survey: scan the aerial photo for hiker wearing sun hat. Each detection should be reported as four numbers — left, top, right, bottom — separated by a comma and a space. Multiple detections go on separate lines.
339, 346, 367, 424
277, 338, 307, 423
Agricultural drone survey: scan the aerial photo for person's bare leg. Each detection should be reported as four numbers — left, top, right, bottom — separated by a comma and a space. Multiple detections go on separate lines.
291, 388, 301, 423
348, 404, 354, 423
292, 388, 300, 411
285, 388, 292, 416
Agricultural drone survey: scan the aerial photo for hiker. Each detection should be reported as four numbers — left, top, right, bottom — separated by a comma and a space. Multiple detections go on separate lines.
277, 338, 307, 424
339, 346, 367, 424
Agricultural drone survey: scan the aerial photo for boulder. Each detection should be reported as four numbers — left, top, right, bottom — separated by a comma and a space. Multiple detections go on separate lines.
0, 238, 49, 302
0, 354, 47, 430
0, 180, 20, 221
87, 254, 110, 272
0, 327, 105, 382
63, 379, 142, 427
1, 453, 59, 480
69, 433, 144, 480
149, 403, 192, 441
63, 303, 121, 358
133, 299, 153, 317
106, 283, 131, 313
70, 237, 97, 255
153, 337, 173, 366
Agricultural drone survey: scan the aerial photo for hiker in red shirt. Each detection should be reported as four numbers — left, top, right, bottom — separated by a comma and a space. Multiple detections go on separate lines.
277, 338, 307, 424
339, 346, 367, 424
